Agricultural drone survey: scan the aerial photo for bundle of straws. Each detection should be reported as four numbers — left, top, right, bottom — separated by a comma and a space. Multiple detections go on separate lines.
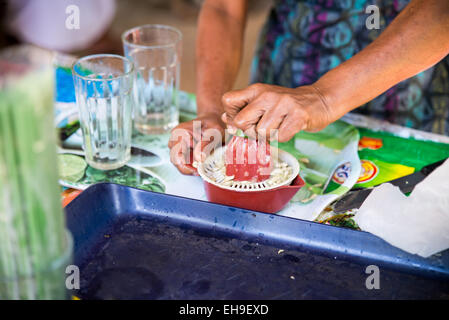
0, 46, 70, 299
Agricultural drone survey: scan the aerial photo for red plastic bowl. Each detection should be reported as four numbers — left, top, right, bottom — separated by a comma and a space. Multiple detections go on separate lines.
197, 147, 305, 213
203, 174, 305, 213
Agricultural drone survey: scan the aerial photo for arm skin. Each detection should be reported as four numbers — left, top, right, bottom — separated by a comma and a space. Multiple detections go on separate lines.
316, 0, 449, 121
168, 0, 248, 174
195, 0, 248, 118
223, 0, 449, 142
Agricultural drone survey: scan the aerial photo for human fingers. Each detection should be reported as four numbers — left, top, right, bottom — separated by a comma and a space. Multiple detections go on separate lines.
168, 125, 194, 150
169, 128, 197, 175
193, 126, 224, 162
255, 104, 288, 139
230, 97, 272, 139
221, 83, 266, 121
277, 111, 307, 142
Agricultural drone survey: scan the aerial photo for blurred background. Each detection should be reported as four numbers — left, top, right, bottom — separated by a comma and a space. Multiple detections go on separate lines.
0, 0, 272, 93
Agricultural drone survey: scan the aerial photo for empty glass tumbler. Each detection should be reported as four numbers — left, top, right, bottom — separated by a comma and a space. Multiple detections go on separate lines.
122, 24, 182, 134
72, 54, 134, 170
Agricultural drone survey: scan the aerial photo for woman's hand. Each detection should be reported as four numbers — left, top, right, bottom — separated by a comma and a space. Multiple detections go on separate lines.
168, 113, 225, 175
221, 83, 335, 142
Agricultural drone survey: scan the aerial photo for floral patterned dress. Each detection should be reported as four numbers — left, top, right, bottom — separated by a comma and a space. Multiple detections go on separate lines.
251, 0, 449, 135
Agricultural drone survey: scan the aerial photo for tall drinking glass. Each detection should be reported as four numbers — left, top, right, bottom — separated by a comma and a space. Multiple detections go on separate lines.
73, 54, 134, 170
122, 24, 182, 134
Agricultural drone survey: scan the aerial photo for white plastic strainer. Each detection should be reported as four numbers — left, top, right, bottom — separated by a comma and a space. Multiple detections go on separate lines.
196, 146, 300, 192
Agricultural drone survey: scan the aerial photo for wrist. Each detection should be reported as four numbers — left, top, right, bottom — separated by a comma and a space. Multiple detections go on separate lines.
196, 96, 225, 119
197, 109, 224, 119
309, 80, 344, 123
196, 102, 225, 128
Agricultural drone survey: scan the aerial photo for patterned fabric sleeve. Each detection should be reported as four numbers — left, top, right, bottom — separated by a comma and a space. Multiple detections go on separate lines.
251, 0, 449, 135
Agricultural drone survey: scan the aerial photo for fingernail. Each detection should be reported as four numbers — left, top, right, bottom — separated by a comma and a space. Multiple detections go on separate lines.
221, 113, 227, 122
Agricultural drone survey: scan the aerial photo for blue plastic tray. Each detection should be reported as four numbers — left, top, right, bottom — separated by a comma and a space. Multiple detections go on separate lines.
65, 183, 449, 299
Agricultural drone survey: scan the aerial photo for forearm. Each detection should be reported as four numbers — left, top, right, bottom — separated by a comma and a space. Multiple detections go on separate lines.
314, 0, 449, 121
196, 0, 247, 117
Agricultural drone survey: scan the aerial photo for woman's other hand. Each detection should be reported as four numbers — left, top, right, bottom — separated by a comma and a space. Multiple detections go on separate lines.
168, 113, 225, 175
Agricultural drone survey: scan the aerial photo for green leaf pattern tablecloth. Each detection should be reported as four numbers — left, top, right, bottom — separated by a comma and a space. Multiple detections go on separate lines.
57, 89, 362, 221
55, 62, 449, 223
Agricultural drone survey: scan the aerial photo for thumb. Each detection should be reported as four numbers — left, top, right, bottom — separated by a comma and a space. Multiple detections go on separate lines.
193, 140, 212, 162
193, 127, 224, 162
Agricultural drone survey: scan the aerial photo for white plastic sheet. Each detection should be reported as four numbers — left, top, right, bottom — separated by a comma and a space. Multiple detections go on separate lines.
355, 159, 449, 257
